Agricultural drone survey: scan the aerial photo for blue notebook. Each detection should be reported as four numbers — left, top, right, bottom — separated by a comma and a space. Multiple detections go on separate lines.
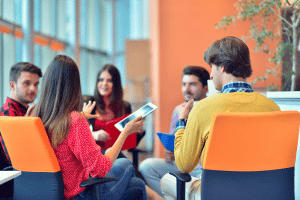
157, 132, 175, 152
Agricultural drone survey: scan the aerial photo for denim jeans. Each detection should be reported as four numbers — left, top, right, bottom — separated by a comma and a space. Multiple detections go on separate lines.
73, 158, 146, 200
139, 158, 202, 197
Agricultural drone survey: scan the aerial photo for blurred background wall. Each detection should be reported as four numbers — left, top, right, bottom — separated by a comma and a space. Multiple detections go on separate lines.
0, 0, 281, 156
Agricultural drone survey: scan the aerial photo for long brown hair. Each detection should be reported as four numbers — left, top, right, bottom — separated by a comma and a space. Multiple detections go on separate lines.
34, 55, 83, 148
93, 64, 125, 118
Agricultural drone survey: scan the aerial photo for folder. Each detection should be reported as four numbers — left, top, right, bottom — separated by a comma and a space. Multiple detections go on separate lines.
157, 132, 175, 152
94, 114, 137, 151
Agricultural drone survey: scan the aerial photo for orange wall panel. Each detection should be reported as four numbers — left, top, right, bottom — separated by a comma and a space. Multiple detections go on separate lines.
151, 0, 279, 157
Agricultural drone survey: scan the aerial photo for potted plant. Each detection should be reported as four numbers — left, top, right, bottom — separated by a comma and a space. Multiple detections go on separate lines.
216, 0, 300, 91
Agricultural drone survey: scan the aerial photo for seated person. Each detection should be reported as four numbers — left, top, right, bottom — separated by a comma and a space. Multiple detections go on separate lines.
139, 66, 209, 199
82, 64, 159, 199
160, 36, 280, 199
83, 64, 145, 152
0, 62, 42, 199
31, 55, 147, 200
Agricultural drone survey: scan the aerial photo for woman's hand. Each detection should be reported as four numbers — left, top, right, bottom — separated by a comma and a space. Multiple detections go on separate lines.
105, 116, 144, 164
123, 116, 145, 136
137, 127, 145, 135
82, 101, 100, 119
25, 104, 36, 117
178, 99, 194, 119
92, 130, 111, 142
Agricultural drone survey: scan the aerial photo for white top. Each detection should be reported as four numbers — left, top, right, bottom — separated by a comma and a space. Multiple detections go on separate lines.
0, 171, 21, 185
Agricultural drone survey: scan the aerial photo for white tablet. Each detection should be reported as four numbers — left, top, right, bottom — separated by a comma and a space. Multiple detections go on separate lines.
114, 102, 157, 131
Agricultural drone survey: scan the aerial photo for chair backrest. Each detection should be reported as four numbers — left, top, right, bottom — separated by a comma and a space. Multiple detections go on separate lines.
0, 116, 64, 199
203, 111, 300, 171
201, 111, 300, 200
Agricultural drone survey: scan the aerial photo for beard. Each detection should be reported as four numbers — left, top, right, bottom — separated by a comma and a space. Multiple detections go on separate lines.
19, 95, 35, 104
16, 90, 36, 104
183, 91, 202, 102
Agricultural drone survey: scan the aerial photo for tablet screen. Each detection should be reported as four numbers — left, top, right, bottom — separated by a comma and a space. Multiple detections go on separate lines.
119, 105, 153, 127
115, 102, 157, 131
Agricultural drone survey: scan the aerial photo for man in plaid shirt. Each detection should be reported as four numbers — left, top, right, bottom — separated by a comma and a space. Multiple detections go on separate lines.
0, 62, 42, 199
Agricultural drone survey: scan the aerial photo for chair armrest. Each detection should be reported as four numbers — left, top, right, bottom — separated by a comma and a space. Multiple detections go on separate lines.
2, 166, 13, 171
127, 148, 147, 169
169, 171, 191, 183
80, 177, 119, 188
127, 148, 146, 153
169, 172, 191, 200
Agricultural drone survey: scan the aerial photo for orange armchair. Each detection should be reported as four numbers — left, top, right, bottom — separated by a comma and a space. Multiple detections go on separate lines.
171, 111, 300, 200
0, 116, 118, 200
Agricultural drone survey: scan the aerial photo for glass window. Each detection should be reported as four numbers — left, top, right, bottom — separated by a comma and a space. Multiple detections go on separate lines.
130, 0, 142, 39
141, 0, 149, 38
64, 45, 72, 58
0, 0, 2, 18
0, 0, 150, 107
34, 0, 41, 31
41, 0, 52, 36
15, 38, 23, 62
115, 0, 130, 86
80, 0, 110, 95
40, 45, 54, 72
106, 1, 113, 55
99, 0, 109, 52
57, 0, 67, 41
80, 49, 89, 95
116, 0, 130, 52
3, 34, 15, 104
116, 54, 126, 86
3, 0, 14, 23
86, 0, 97, 49
14, 0, 22, 25
34, 45, 41, 69
85, 0, 108, 50
80, 0, 87, 46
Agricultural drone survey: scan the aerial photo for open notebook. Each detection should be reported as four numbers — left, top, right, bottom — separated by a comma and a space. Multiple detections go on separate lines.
157, 132, 175, 152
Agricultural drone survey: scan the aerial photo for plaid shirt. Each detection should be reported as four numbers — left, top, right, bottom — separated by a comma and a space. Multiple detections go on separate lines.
222, 81, 254, 93
0, 98, 28, 169
0, 97, 28, 116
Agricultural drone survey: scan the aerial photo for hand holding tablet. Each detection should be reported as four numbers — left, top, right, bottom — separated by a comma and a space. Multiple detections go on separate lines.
114, 102, 157, 132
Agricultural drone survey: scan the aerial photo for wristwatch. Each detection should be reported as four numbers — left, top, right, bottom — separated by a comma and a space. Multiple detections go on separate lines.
176, 118, 187, 127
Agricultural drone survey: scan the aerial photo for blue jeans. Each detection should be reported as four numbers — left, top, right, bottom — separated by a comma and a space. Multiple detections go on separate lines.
139, 158, 202, 197
73, 158, 146, 200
